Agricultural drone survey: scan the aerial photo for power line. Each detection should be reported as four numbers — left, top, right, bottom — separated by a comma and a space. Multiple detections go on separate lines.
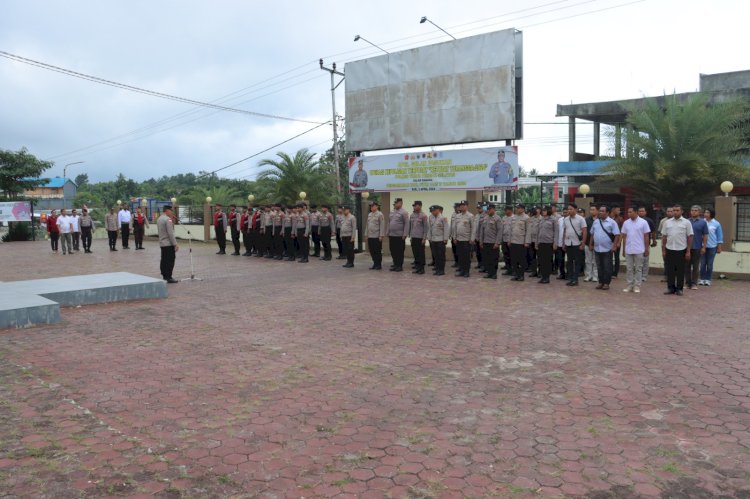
0, 50, 323, 125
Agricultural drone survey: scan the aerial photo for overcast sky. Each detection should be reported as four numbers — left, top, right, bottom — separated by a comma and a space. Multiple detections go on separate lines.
0, 0, 746, 183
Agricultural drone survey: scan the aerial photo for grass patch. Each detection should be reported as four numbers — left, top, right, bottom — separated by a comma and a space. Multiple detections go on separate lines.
217, 474, 236, 485
331, 477, 354, 486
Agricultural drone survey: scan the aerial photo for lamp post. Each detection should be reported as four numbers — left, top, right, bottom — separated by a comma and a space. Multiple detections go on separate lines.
354, 35, 389, 55
299, 191, 307, 204
358, 191, 370, 252
578, 184, 590, 198
204, 196, 212, 241
247, 194, 255, 206
319, 59, 345, 198
721, 181, 734, 197
419, 16, 456, 40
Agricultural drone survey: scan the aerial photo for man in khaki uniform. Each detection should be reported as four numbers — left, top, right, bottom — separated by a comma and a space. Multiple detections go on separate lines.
450, 200, 474, 278
157, 205, 179, 283
409, 200, 429, 275
501, 205, 513, 275
366, 201, 386, 270
318, 205, 335, 261
427, 205, 449, 276
509, 204, 532, 281
105, 207, 119, 251
478, 204, 503, 279
340, 206, 356, 267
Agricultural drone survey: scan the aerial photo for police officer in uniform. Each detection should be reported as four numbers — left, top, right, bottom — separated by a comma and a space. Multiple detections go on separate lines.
409, 201, 429, 274
450, 203, 460, 268
509, 204, 531, 281
241, 206, 251, 256
133, 206, 149, 250
213, 204, 228, 255
527, 207, 541, 276
427, 205, 449, 275
366, 201, 386, 270
478, 203, 502, 279
228, 204, 241, 255
318, 205, 335, 261
537, 206, 559, 283
293, 204, 310, 262
251, 207, 263, 256
271, 204, 285, 259
388, 198, 409, 272
157, 205, 179, 283
340, 206, 356, 267
335, 207, 344, 259
309, 205, 322, 257
285, 207, 298, 261
262, 205, 274, 258
474, 202, 486, 271
451, 201, 475, 278
501, 205, 513, 275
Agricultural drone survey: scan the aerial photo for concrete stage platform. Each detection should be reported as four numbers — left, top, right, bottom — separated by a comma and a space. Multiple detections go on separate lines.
0, 272, 168, 329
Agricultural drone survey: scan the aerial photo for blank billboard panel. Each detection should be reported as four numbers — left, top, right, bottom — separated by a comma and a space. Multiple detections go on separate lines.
345, 29, 522, 152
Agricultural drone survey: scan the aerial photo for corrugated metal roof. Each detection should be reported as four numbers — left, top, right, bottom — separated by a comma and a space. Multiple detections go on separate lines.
23, 177, 76, 188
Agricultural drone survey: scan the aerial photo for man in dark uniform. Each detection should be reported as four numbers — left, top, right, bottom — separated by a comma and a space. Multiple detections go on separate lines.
474, 202, 486, 271
228, 204, 241, 255
388, 198, 409, 272
213, 204, 228, 255
157, 205, 179, 284
478, 203, 502, 279
262, 205, 274, 259
240, 206, 251, 256
133, 206, 149, 250
318, 205, 334, 261
427, 205, 449, 275
251, 207, 263, 256
409, 201, 429, 274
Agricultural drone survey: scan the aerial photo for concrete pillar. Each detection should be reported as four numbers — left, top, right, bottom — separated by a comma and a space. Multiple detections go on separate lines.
380, 192, 391, 256
568, 116, 576, 161
466, 190, 483, 209
715, 195, 736, 250
203, 203, 211, 242
593, 122, 600, 158
577, 197, 593, 212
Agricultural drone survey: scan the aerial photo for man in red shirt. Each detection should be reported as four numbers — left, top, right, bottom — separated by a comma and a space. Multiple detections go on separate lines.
213, 204, 228, 255
47, 209, 59, 253
133, 206, 150, 250
240, 206, 251, 256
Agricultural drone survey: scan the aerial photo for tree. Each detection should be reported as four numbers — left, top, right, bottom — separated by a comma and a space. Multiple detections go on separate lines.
0, 147, 53, 199
74, 173, 89, 188
186, 185, 243, 206
603, 93, 749, 205
257, 149, 334, 205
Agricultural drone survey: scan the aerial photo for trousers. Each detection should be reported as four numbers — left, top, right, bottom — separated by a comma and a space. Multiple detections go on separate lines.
215, 224, 226, 252
566, 245, 583, 283
584, 245, 598, 280
684, 249, 701, 286
700, 247, 718, 281
595, 250, 613, 285
537, 243, 553, 279
50, 231, 59, 251
231, 227, 241, 253
412, 238, 425, 270
368, 237, 382, 266
320, 226, 332, 259
81, 227, 92, 251
625, 253, 644, 288
481, 244, 499, 278
510, 243, 526, 279
457, 240, 471, 275
108, 230, 118, 249
389, 236, 406, 268
160, 245, 176, 280
666, 248, 687, 291
121, 223, 130, 248
60, 233, 72, 254
430, 241, 446, 272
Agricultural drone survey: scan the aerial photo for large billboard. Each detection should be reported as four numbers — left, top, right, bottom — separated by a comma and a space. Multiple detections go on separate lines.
0, 201, 32, 222
349, 146, 518, 192
345, 28, 522, 152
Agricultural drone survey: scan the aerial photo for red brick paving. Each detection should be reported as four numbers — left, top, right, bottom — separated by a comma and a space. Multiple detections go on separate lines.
1, 239, 749, 497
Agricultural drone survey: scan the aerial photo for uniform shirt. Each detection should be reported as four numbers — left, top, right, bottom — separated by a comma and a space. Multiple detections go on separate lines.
251, 211, 263, 229
663, 216, 694, 251
283, 212, 293, 228
562, 214, 586, 246
319, 212, 334, 229
214, 211, 228, 228
366, 211, 386, 238
451, 212, 475, 241
388, 208, 410, 237
118, 209, 132, 225
70, 215, 80, 232
340, 214, 356, 238
589, 217, 621, 253
409, 211, 429, 239
288, 212, 298, 230
509, 213, 532, 245
706, 219, 723, 248
478, 213, 503, 245
311, 211, 321, 227
427, 214, 449, 242
105, 213, 119, 231
228, 210, 239, 230
473, 211, 486, 240
689, 217, 709, 250
157, 213, 177, 247
556, 216, 565, 247
271, 210, 284, 227
56, 215, 73, 234
335, 214, 343, 230
293, 212, 310, 236
537, 217, 558, 244
501, 215, 512, 243
79, 214, 94, 229
528, 216, 541, 244
262, 211, 272, 227
241, 213, 250, 230
621, 216, 650, 255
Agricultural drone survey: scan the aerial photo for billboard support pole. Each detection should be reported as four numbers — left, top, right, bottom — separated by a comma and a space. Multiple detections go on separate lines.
320, 60, 345, 199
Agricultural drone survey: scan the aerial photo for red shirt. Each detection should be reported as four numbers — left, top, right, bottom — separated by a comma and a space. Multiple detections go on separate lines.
47, 215, 59, 233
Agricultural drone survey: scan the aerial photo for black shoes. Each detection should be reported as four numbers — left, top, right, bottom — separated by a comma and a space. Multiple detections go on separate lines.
539, 278, 550, 284
231, 252, 240, 256
566, 281, 578, 286
166, 278, 178, 284
483, 275, 497, 279
342, 263, 354, 268
216, 250, 225, 255
336, 255, 345, 260
369, 265, 382, 270
413, 269, 425, 275
390, 267, 403, 272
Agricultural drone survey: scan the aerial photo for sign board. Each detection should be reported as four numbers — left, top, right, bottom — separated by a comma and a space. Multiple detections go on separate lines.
0, 201, 33, 222
349, 146, 518, 192
345, 28, 523, 151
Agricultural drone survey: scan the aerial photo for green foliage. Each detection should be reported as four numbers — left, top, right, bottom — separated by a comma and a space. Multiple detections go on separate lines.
74, 173, 89, 188
1, 222, 32, 242
603, 93, 750, 205
257, 149, 336, 205
185, 185, 243, 206
516, 186, 551, 207
0, 147, 54, 199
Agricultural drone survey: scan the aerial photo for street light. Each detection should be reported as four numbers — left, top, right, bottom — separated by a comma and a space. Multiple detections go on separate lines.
63, 161, 84, 179
419, 16, 456, 40
721, 181, 734, 197
361, 191, 370, 200
299, 191, 307, 200
578, 184, 590, 198
247, 194, 255, 202
354, 35, 389, 55
206, 196, 212, 203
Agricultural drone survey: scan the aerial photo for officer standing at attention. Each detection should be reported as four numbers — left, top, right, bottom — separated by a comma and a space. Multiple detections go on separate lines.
340, 206, 356, 268
318, 205, 335, 261
451, 200, 475, 278
157, 205, 179, 284
251, 207, 263, 256
366, 201, 386, 270
474, 202, 486, 272
132, 206, 149, 250
309, 205, 322, 257
450, 203, 460, 268
388, 198, 410, 272
262, 205, 274, 258
213, 204, 228, 255
501, 205, 514, 275
409, 201, 429, 274
478, 203, 502, 279
293, 204, 310, 262
271, 204, 285, 260
509, 204, 531, 281
527, 207, 541, 277
427, 205, 449, 276
335, 207, 345, 259
240, 206, 251, 256
228, 204, 241, 255
536, 206, 559, 283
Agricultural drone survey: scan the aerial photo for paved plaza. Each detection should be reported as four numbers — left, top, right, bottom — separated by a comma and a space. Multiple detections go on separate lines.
1, 239, 749, 498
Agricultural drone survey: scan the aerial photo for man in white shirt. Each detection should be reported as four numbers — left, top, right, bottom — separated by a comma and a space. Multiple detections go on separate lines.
661, 205, 694, 296
70, 208, 81, 252
558, 203, 587, 286
118, 206, 133, 249
621, 207, 651, 293
56, 208, 74, 255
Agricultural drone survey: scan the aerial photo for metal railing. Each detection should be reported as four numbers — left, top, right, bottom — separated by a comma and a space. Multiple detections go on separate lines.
737, 202, 750, 242
175, 205, 204, 225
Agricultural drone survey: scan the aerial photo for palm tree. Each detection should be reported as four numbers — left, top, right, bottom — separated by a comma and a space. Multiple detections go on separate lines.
257, 149, 334, 205
603, 93, 749, 206
187, 185, 242, 206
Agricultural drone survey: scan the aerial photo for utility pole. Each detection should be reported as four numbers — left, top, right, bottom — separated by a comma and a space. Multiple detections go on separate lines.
319, 59, 345, 198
